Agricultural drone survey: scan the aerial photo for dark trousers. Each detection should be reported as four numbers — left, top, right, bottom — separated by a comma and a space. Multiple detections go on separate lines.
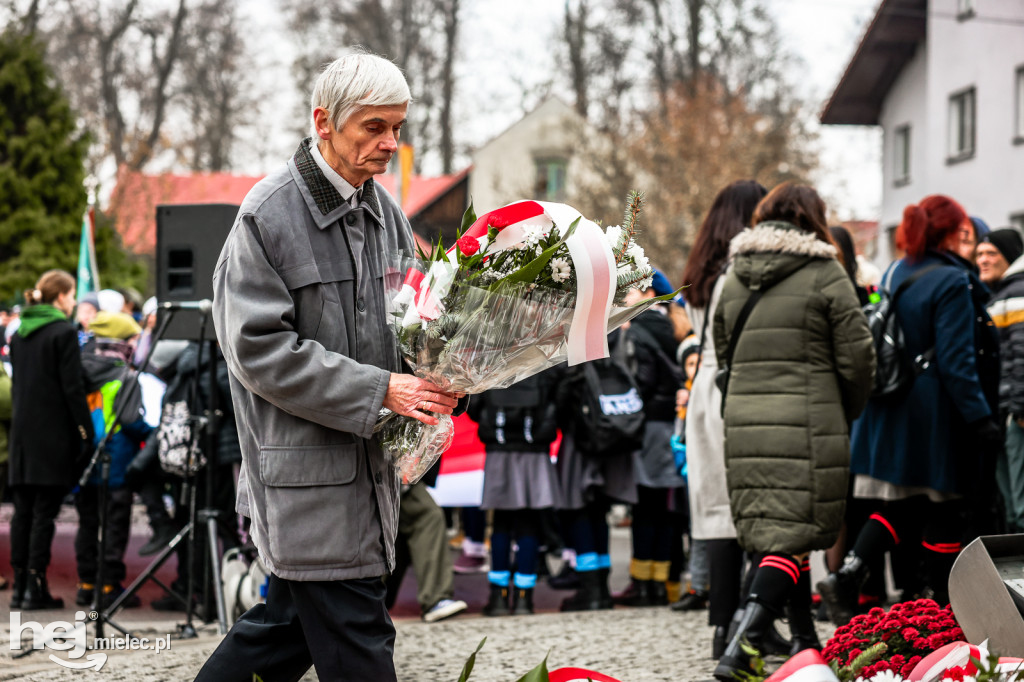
706, 538, 745, 627
195, 573, 397, 682
74, 486, 133, 584
631, 485, 682, 563
385, 481, 454, 613
10, 484, 66, 571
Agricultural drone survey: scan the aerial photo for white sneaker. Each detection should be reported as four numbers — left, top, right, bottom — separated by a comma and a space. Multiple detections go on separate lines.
422, 598, 468, 623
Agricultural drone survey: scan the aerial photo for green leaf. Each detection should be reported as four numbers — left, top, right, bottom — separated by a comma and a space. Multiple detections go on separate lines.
456, 638, 487, 682
488, 217, 579, 291
460, 201, 478, 237
514, 652, 550, 682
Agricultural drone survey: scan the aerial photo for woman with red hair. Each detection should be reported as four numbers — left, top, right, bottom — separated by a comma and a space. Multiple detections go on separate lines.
818, 195, 1001, 624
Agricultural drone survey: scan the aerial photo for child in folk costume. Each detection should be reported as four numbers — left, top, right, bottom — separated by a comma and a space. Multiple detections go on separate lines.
468, 366, 564, 615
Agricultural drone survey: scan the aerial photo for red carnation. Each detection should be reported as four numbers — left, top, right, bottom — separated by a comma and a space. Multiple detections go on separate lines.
902, 627, 920, 640
902, 656, 923, 677
456, 235, 480, 256
488, 214, 512, 229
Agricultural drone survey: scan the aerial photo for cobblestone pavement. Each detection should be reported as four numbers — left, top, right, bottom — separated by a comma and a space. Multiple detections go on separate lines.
0, 607, 835, 681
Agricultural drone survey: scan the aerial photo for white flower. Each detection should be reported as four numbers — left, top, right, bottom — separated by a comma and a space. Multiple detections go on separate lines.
639, 275, 654, 290
522, 224, 546, 245
868, 670, 903, 682
627, 242, 650, 270
550, 257, 571, 283
605, 225, 622, 248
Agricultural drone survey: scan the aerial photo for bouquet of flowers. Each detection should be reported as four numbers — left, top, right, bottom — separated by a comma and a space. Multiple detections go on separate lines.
823, 600, 966, 681
377, 191, 673, 483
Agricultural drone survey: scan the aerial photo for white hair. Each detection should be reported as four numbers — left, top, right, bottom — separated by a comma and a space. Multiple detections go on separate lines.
309, 50, 411, 138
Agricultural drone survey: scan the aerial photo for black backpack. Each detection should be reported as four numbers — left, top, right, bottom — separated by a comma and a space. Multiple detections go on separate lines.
865, 263, 943, 401
570, 339, 646, 458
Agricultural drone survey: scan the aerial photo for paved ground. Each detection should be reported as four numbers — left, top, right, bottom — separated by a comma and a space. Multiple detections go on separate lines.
0, 504, 836, 680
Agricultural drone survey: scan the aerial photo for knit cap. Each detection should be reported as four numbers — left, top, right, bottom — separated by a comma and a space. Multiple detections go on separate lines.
981, 228, 1024, 265
90, 311, 142, 340
677, 334, 701, 366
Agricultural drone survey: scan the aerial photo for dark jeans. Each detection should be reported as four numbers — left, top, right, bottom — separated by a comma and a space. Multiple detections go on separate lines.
632, 485, 683, 563
195, 574, 397, 682
74, 486, 133, 584
10, 484, 66, 571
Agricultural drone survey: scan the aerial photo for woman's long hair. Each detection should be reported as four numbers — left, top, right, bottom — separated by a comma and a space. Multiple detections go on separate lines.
895, 195, 968, 260
829, 225, 859, 286
753, 182, 835, 246
681, 179, 767, 308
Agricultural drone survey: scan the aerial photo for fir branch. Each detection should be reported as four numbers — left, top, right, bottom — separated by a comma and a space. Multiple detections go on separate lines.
614, 190, 644, 263
617, 266, 653, 290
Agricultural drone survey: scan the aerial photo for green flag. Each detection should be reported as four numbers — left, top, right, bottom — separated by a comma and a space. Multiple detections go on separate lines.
77, 210, 100, 300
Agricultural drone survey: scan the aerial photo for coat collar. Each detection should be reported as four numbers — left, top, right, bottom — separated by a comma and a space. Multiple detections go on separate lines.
729, 221, 837, 260
289, 138, 385, 230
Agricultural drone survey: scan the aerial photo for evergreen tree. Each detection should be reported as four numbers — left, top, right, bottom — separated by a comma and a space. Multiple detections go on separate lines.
0, 28, 88, 299
0, 28, 148, 302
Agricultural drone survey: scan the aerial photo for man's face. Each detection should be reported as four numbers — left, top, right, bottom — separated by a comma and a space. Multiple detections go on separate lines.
976, 242, 1009, 284
315, 104, 408, 187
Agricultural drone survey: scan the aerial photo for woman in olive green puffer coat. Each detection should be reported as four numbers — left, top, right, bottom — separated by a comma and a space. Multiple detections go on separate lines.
712, 183, 875, 682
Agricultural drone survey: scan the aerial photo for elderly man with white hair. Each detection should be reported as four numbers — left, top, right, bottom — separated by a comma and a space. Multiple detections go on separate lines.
196, 51, 461, 682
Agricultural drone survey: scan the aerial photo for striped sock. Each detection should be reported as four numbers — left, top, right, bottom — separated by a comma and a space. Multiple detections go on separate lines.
750, 554, 801, 612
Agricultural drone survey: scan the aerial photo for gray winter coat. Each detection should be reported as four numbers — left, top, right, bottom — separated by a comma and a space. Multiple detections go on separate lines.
213, 138, 415, 581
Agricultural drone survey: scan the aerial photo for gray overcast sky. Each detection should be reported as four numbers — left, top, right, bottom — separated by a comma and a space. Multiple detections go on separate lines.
239, 0, 883, 220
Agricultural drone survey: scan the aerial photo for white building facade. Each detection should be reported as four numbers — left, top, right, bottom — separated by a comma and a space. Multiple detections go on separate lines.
822, 0, 1024, 265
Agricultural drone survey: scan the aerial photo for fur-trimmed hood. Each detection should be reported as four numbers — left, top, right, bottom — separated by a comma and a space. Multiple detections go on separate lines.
728, 221, 837, 290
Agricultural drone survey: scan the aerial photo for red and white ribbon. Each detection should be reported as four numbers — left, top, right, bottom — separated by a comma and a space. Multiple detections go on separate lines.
765, 650, 840, 682
401, 200, 617, 365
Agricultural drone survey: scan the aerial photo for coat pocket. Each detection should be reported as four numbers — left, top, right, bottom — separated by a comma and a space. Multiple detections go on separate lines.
281, 261, 355, 356
260, 444, 363, 566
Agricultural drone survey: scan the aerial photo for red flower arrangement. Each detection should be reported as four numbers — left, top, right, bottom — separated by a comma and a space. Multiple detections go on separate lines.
823, 599, 965, 681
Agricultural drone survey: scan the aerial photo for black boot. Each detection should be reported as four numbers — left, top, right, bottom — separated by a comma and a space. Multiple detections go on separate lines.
511, 587, 534, 615
713, 600, 778, 681
647, 580, 668, 606
613, 579, 652, 606
10, 567, 27, 610
21, 570, 64, 610
816, 552, 868, 626
597, 567, 614, 608
138, 522, 177, 557
548, 563, 580, 590
712, 625, 729, 659
560, 570, 609, 611
787, 604, 822, 655
671, 588, 709, 611
726, 605, 792, 657
483, 583, 511, 617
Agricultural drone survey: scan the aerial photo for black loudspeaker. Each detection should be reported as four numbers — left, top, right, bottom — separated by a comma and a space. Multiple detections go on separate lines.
156, 203, 239, 341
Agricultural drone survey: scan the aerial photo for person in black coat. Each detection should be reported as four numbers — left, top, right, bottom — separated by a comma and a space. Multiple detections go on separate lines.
820, 195, 1002, 624
614, 272, 687, 608
8, 270, 95, 610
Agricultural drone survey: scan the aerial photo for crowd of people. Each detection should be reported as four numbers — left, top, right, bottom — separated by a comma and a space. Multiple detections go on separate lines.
3, 49, 1019, 682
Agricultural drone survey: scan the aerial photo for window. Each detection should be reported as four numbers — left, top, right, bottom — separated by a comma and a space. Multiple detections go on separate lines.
534, 158, 567, 202
893, 125, 911, 185
948, 87, 976, 162
957, 0, 975, 19
1016, 66, 1024, 143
